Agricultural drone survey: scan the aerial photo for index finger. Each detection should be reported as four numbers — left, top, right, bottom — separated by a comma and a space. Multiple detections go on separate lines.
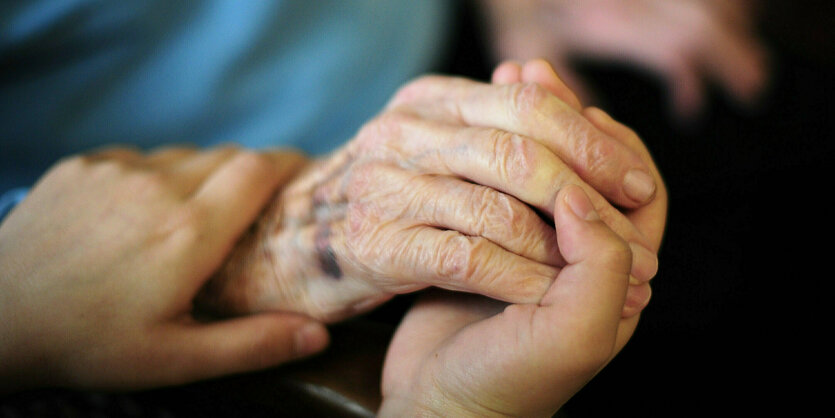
388, 76, 657, 208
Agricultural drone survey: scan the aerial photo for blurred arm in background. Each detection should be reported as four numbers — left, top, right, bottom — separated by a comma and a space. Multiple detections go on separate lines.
479, 0, 769, 118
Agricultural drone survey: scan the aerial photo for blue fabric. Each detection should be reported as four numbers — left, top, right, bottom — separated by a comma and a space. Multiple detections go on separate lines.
1, 0, 451, 192
0, 188, 28, 223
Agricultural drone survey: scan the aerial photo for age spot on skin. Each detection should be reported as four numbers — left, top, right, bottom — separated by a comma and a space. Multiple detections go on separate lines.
315, 224, 343, 279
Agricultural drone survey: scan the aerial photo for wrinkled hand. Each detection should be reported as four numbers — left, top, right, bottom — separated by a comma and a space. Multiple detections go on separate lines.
0, 147, 328, 392
378, 59, 666, 417
379, 185, 636, 417
493, 59, 666, 254
481, 0, 768, 117
199, 71, 661, 323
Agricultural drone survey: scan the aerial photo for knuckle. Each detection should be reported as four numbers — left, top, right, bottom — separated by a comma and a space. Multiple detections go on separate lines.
343, 162, 379, 199
228, 150, 273, 176
471, 186, 516, 237
345, 200, 371, 237
345, 201, 386, 262
434, 233, 483, 285
469, 186, 544, 257
576, 131, 619, 179
509, 82, 551, 122
488, 130, 537, 186
391, 75, 443, 105
357, 111, 415, 150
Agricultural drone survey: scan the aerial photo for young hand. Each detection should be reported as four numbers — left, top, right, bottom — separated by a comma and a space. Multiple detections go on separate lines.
0, 146, 328, 392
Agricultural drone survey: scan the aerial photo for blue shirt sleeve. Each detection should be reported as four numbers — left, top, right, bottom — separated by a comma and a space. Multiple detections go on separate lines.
0, 188, 29, 223
1, 1, 451, 191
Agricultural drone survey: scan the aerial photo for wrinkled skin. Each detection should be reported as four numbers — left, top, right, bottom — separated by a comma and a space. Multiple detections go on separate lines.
200, 62, 666, 323
380, 186, 634, 417
481, 0, 768, 117
378, 60, 667, 417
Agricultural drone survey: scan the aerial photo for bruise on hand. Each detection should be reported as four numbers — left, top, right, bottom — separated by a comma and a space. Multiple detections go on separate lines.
314, 223, 342, 279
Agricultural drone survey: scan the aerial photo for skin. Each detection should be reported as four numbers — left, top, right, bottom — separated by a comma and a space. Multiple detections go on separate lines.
480, 0, 768, 118
380, 185, 635, 416
378, 60, 667, 417
0, 147, 329, 392
199, 68, 664, 323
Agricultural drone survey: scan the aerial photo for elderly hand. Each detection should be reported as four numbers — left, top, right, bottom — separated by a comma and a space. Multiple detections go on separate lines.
481, 0, 768, 117
379, 186, 637, 416
199, 66, 662, 323
377, 61, 667, 416
493, 59, 666, 254
0, 147, 328, 392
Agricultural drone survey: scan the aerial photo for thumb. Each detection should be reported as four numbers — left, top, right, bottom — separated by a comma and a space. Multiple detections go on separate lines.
540, 185, 631, 362
157, 313, 329, 385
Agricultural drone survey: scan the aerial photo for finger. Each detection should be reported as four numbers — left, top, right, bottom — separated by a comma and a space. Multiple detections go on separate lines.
341, 163, 562, 266
316, 115, 656, 282
537, 185, 632, 364
491, 60, 523, 84
145, 146, 240, 195
84, 146, 144, 164
445, 186, 634, 403
189, 151, 284, 273
203, 212, 557, 322
145, 146, 198, 167
521, 59, 583, 111
170, 146, 243, 194
332, 218, 559, 305
339, 115, 655, 277
152, 314, 328, 386
582, 107, 667, 251
390, 76, 657, 207
547, 59, 597, 109
623, 281, 651, 318
700, 24, 768, 105
662, 55, 706, 119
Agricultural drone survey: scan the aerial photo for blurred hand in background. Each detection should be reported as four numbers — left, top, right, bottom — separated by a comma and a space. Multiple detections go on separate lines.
480, 0, 769, 118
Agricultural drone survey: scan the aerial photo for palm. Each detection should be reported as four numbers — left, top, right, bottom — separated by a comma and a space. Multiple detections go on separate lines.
381, 289, 639, 416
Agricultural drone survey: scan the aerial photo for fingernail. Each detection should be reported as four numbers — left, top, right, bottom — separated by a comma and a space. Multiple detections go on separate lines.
564, 186, 599, 221
629, 242, 659, 283
623, 169, 656, 203
294, 323, 329, 356
629, 275, 641, 285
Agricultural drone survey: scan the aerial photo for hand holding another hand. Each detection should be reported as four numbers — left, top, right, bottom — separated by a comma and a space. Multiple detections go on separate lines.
378, 60, 666, 416
0, 147, 328, 392
380, 185, 635, 417
200, 61, 665, 323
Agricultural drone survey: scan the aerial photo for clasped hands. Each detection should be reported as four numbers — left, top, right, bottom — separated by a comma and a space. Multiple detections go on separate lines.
0, 60, 666, 416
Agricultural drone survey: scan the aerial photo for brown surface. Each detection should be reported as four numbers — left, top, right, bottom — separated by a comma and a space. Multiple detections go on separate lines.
185, 319, 394, 417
